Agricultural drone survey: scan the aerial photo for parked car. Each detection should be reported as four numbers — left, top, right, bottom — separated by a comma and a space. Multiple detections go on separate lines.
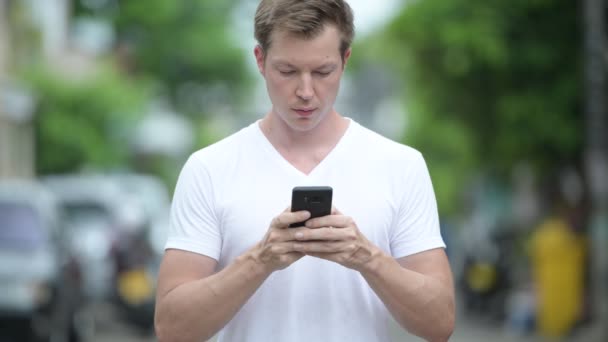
0, 180, 84, 342
42, 174, 146, 301
106, 173, 171, 331
108, 173, 170, 257
42, 174, 157, 331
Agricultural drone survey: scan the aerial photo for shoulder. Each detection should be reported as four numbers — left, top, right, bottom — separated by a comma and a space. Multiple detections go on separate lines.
194, 124, 254, 160
349, 121, 425, 167
185, 122, 257, 172
174, 123, 258, 200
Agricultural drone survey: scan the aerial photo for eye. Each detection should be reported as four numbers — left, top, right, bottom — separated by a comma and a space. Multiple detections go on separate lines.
279, 70, 296, 76
314, 71, 332, 77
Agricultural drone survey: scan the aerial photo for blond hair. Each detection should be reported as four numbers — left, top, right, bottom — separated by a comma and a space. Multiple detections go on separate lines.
254, 0, 355, 60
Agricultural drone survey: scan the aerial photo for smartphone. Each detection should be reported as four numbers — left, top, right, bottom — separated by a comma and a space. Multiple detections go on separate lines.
289, 186, 333, 228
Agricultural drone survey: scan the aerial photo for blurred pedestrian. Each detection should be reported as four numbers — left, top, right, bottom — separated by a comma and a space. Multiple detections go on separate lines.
530, 177, 587, 338
154, 1, 454, 341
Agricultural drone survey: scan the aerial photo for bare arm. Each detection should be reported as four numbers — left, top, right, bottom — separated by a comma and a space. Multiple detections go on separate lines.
296, 209, 455, 341
360, 249, 455, 342
154, 209, 310, 342
154, 249, 269, 342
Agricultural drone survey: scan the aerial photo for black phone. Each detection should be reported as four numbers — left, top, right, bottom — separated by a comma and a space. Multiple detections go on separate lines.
289, 186, 333, 228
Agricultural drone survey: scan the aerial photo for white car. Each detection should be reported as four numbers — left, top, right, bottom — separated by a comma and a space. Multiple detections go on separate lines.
0, 180, 84, 342
42, 174, 148, 301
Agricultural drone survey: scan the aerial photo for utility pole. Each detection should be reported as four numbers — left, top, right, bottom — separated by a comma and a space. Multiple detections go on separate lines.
0, 0, 12, 179
0, 0, 36, 179
584, 0, 608, 340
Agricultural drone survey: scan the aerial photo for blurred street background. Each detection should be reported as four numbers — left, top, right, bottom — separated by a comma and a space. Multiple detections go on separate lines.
1, 0, 607, 341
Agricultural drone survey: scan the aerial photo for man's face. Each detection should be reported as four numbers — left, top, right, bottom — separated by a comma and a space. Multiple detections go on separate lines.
255, 25, 351, 132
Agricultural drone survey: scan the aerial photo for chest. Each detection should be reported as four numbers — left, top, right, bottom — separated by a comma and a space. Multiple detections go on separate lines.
213, 162, 399, 269
278, 147, 334, 176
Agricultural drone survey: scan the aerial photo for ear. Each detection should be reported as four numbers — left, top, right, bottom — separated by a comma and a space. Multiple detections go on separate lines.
254, 45, 265, 74
342, 48, 352, 69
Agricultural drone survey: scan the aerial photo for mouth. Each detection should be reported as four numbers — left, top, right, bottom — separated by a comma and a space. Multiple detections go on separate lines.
293, 108, 316, 117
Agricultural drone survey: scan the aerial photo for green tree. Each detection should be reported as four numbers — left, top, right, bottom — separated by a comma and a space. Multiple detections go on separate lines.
74, 0, 252, 114
19, 0, 253, 178
388, 0, 581, 172
359, 0, 582, 215
24, 66, 149, 174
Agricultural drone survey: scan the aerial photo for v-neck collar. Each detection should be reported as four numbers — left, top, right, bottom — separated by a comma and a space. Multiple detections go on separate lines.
253, 118, 356, 179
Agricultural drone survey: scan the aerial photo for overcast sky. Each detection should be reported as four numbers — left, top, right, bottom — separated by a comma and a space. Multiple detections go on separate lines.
347, 0, 404, 37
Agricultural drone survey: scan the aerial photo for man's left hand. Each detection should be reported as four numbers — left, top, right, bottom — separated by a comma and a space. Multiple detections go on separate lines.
292, 207, 381, 272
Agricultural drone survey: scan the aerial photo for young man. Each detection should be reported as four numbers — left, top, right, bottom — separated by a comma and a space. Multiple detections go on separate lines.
154, 1, 455, 341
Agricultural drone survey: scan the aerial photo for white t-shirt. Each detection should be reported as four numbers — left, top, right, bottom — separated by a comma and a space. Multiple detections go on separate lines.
166, 119, 445, 342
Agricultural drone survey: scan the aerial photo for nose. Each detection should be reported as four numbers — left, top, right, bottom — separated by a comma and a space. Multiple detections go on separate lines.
295, 74, 314, 100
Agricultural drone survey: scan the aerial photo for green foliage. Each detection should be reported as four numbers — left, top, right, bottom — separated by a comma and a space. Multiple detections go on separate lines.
357, 0, 582, 215
405, 102, 477, 216
23, 65, 149, 174
18, 0, 253, 179
86, 0, 252, 111
71, 0, 253, 167
385, 0, 582, 174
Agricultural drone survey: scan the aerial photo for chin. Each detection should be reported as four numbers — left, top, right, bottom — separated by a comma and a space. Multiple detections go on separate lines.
286, 120, 315, 132
272, 107, 329, 132
289, 116, 324, 131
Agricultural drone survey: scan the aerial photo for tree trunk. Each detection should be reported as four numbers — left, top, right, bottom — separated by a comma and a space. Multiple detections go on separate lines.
584, 0, 608, 340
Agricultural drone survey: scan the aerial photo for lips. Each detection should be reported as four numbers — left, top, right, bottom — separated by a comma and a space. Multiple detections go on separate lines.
293, 108, 316, 117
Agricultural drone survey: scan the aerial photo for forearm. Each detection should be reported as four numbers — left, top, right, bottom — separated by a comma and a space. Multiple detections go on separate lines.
360, 253, 455, 342
155, 253, 270, 342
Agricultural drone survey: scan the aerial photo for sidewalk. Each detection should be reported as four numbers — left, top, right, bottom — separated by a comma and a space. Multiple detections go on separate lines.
388, 314, 604, 342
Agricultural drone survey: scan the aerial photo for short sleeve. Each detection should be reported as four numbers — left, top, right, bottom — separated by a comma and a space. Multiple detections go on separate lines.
164, 154, 222, 260
390, 152, 445, 259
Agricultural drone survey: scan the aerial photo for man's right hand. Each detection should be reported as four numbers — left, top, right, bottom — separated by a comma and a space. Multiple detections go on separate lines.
155, 207, 311, 342
251, 207, 311, 272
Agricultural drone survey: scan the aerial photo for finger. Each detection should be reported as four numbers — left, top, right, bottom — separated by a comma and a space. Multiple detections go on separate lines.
331, 206, 342, 215
294, 227, 347, 241
305, 215, 351, 229
269, 226, 314, 243
266, 241, 307, 255
271, 210, 311, 229
306, 252, 338, 261
265, 225, 309, 244
293, 241, 354, 254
